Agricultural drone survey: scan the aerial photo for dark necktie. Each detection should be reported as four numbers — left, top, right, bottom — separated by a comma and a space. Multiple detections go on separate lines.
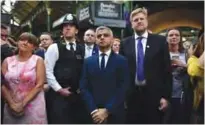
137, 37, 145, 81
69, 42, 74, 52
101, 53, 106, 70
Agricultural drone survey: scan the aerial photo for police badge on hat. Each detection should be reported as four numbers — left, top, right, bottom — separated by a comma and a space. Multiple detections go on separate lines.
66, 14, 73, 21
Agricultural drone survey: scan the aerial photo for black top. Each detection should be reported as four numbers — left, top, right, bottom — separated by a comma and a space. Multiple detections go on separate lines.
53, 41, 84, 93
120, 33, 172, 103
1, 44, 15, 63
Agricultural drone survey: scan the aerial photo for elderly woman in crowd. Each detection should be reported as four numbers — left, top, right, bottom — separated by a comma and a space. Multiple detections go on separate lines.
1, 32, 47, 124
187, 28, 204, 124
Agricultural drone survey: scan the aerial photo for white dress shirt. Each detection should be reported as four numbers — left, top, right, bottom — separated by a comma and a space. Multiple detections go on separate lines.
84, 44, 94, 59
45, 41, 76, 91
99, 49, 111, 69
135, 30, 148, 86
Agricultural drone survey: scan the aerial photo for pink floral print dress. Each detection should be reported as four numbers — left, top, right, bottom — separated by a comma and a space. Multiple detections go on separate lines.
3, 55, 47, 124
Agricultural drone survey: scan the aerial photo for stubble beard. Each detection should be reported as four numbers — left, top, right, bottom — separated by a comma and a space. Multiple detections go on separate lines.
99, 44, 111, 52
135, 28, 147, 36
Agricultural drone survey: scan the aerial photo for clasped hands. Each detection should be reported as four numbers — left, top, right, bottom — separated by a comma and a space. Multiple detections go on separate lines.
171, 59, 187, 67
8, 100, 24, 117
91, 108, 109, 124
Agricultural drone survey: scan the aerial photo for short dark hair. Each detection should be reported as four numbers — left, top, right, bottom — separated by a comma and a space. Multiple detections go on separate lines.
86, 28, 96, 32
40, 32, 53, 40
18, 32, 38, 47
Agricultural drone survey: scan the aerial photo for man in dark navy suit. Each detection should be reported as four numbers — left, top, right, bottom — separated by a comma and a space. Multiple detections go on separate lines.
80, 26, 130, 124
120, 7, 172, 124
83, 28, 98, 58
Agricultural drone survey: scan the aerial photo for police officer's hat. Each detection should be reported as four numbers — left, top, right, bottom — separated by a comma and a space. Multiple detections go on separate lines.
61, 13, 78, 29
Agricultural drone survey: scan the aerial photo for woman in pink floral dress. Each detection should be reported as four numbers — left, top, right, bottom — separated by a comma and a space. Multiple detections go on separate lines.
1, 32, 47, 124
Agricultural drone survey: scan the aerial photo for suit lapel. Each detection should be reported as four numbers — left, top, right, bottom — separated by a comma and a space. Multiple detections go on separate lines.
144, 33, 153, 65
92, 44, 99, 56
93, 54, 101, 72
105, 51, 115, 70
130, 36, 136, 61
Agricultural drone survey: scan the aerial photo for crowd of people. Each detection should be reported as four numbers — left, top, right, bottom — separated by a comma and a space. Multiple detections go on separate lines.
1, 7, 204, 124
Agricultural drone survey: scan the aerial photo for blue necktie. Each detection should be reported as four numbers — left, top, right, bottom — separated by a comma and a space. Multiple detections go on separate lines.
101, 53, 105, 70
137, 37, 145, 81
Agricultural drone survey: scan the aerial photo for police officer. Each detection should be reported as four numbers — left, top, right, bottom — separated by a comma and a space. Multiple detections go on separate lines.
45, 13, 90, 124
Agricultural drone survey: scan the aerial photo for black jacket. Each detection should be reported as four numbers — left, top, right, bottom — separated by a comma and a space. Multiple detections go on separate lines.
120, 34, 172, 105
54, 41, 84, 93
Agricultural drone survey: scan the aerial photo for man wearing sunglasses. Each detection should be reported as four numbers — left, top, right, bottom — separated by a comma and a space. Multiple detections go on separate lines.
120, 7, 172, 124
80, 26, 130, 124
83, 28, 99, 58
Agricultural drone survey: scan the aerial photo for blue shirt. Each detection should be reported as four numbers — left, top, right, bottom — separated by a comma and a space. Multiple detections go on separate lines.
35, 48, 45, 59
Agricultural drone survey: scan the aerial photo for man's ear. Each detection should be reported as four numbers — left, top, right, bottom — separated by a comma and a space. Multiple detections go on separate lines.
75, 29, 78, 34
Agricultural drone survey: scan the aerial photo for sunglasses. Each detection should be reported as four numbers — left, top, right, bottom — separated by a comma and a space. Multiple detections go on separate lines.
97, 33, 110, 39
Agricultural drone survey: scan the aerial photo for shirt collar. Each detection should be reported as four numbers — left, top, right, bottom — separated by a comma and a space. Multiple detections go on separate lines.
85, 44, 94, 49
65, 39, 76, 46
134, 30, 148, 40
99, 49, 111, 57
